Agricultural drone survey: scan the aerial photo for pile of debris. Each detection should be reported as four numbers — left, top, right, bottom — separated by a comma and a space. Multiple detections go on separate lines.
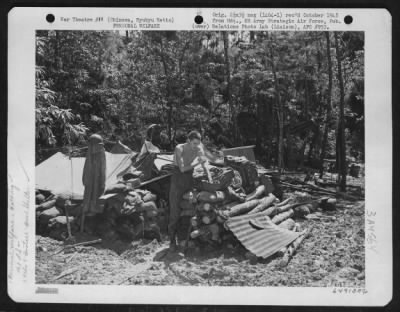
36, 151, 343, 266
35, 184, 164, 243
177, 155, 338, 265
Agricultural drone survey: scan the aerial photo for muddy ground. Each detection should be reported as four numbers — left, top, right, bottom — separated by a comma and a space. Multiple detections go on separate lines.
36, 197, 365, 287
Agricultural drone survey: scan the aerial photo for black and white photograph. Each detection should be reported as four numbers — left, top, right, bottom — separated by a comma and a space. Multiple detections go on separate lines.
34, 29, 366, 287
7, 7, 392, 305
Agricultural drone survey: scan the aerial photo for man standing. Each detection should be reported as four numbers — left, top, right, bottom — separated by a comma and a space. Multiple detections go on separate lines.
168, 130, 217, 251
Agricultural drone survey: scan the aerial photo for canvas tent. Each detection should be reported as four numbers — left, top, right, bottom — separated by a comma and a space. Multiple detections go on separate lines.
36, 145, 256, 200
36, 151, 175, 200
36, 152, 135, 200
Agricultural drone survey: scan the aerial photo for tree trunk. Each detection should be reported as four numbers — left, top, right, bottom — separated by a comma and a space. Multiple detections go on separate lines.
299, 135, 308, 168
268, 33, 284, 171
250, 31, 255, 42
334, 32, 347, 191
159, 38, 173, 149
255, 93, 263, 155
223, 31, 232, 123
319, 32, 333, 178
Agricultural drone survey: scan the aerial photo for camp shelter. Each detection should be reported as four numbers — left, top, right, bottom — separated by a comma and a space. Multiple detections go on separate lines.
35, 150, 175, 200
36, 145, 256, 201
36, 152, 136, 200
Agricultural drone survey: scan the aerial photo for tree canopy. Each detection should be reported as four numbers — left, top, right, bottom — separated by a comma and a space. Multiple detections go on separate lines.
36, 30, 364, 184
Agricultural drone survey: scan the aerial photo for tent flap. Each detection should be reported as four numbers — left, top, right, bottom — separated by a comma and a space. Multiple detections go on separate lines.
35, 152, 135, 200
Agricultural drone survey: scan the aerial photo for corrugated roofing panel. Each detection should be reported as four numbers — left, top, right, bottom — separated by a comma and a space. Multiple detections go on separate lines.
225, 211, 300, 259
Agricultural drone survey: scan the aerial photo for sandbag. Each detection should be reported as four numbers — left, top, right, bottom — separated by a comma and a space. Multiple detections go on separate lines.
38, 207, 62, 225
105, 183, 129, 194
48, 216, 75, 227
55, 194, 71, 208
125, 178, 141, 189
121, 192, 143, 215
36, 199, 57, 212
36, 194, 46, 205
137, 201, 158, 218
142, 192, 157, 203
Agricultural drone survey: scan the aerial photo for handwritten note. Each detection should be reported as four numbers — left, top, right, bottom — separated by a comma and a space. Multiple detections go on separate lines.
366, 210, 378, 254
8, 149, 31, 289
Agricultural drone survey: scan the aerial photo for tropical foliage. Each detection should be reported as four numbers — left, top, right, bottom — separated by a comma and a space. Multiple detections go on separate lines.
36, 30, 364, 188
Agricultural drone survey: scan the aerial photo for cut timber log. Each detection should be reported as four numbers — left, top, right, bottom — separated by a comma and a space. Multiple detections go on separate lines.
52, 238, 102, 255
221, 201, 241, 210
245, 185, 266, 201
271, 209, 294, 224
280, 181, 333, 196
51, 267, 79, 281
248, 194, 276, 214
280, 180, 361, 200
263, 206, 277, 217
274, 201, 314, 214
275, 197, 293, 207
276, 220, 298, 257
225, 199, 261, 218
277, 218, 295, 230
279, 226, 313, 267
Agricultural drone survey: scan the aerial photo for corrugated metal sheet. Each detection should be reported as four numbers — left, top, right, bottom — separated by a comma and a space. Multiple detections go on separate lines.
36, 152, 135, 200
225, 211, 300, 259
222, 145, 256, 162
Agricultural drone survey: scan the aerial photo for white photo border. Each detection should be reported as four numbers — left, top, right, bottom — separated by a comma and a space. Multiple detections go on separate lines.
7, 7, 392, 306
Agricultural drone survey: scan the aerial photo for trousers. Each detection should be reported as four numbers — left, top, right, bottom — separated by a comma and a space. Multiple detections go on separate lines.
168, 167, 193, 241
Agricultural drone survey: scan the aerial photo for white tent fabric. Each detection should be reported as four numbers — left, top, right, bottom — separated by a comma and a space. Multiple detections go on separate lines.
35, 152, 134, 200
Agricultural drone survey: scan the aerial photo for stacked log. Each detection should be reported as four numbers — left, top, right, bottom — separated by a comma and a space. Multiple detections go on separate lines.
183, 161, 319, 255
35, 187, 160, 242
279, 226, 313, 267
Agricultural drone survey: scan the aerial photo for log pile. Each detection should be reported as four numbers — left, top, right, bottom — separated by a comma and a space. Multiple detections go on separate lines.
35, 185, 162, 242
35, 153, 343, 265
177, 155, 344, 264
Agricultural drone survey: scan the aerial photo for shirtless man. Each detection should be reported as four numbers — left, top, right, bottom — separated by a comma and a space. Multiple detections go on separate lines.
168, 130, 219, 251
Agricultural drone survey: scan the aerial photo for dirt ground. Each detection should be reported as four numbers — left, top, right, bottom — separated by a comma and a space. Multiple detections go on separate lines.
36, 198, 365, 287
